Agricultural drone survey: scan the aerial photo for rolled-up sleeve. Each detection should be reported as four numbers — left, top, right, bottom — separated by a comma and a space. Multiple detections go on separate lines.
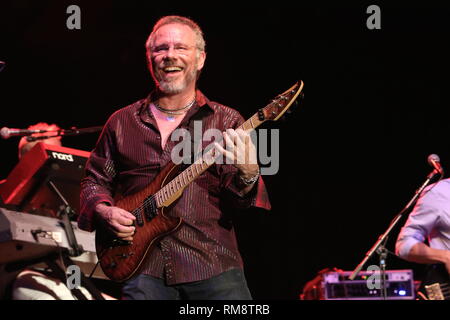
395, 185, 442, 259
219, 165, 271, 210
78, 122, 118, 232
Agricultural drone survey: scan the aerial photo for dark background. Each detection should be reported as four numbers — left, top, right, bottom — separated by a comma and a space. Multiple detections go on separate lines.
1, 1, 450, 299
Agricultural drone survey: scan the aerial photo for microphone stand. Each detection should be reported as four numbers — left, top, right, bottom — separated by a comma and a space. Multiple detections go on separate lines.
348, 168, 443, 299
47, 180, 84, 257
25, 126, 103, 142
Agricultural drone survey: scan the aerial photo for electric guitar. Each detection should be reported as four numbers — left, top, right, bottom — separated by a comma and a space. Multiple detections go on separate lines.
420, 264, 450, 300
95, 80, 304, 282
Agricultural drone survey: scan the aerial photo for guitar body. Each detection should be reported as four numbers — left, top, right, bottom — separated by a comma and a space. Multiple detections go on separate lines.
420, 264, 450, 300
95, 162, 183, 282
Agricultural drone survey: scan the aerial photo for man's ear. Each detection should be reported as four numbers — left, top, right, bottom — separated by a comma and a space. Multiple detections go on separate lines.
197, 51, 206, 71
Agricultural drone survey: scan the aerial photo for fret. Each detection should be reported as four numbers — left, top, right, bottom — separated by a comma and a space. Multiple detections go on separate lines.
178, 171, 184, 185
168, 182, 174, 196
187, 167, 192, 179
157, 191, 164, 205
255, 115, 260, 127
194, 163, 200, 175
158, 193, 163, 206
170, 181, 177, 195
191, 165, 197, 177
187, 169, 192, 182
154, 193, 159, 207
163, 188, 169, 201
252, 115, 259, 128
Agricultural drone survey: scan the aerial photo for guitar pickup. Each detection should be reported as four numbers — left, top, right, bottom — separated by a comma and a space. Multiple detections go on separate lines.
133, 209, 144, 227
143, 196, 157, 221
111, 239, 132, 247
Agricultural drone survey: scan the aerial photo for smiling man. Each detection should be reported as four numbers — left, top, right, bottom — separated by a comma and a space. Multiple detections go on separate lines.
78, 16, 271, 300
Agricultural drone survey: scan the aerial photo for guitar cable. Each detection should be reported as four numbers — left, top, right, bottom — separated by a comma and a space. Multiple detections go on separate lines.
88, 258, 102, 279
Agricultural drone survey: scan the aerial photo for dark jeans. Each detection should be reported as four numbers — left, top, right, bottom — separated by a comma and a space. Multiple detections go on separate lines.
122, 268, 252, 300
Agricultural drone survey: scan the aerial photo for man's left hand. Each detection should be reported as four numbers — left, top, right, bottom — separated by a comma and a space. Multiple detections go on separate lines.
214, 128, 259, 179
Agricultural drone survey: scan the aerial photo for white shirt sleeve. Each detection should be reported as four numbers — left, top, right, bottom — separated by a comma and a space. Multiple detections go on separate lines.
395, 184, 443, 259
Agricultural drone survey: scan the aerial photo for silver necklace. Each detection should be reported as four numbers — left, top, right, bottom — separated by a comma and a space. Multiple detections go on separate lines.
154, 98, 196, 116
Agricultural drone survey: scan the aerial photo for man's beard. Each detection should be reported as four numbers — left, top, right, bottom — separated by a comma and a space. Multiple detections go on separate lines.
152, 62, 198, 95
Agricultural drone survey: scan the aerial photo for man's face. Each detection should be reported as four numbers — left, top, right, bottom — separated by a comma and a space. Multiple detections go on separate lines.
149, 23, 206, 95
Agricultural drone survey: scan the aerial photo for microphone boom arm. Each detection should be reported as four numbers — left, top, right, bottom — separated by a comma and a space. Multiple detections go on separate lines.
25, 126, 103, 142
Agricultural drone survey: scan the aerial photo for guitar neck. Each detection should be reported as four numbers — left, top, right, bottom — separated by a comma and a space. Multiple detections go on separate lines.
154, 112, 265, 207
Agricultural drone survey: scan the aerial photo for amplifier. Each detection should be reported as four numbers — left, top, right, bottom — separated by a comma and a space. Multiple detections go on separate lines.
322, 269, 415, 300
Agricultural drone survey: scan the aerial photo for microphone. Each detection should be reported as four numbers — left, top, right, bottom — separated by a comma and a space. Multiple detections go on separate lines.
428, 154, 444, 175
0, 127, 48, 139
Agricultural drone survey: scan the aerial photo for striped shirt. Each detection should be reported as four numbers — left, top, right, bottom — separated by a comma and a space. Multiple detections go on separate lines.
78, 90, 271, 284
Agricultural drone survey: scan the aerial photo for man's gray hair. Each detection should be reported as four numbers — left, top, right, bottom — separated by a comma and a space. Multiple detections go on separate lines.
145, 16, 206, 53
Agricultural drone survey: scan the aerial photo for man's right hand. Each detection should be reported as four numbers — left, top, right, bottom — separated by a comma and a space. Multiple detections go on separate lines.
95, 203, 136, 241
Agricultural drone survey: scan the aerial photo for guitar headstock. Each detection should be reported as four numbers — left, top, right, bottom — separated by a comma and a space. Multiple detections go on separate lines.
261, 80, 304, 121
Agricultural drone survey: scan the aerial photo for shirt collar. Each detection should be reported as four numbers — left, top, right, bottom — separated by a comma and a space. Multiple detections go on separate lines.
139, 89, 215, 127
